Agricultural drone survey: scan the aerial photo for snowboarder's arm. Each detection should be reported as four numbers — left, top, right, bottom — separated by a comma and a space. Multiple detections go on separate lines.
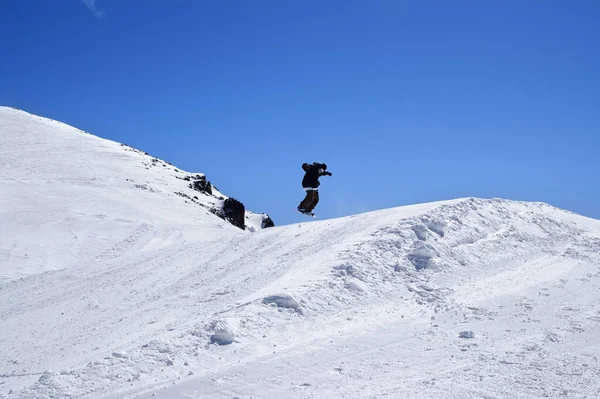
312, 162, 331, 176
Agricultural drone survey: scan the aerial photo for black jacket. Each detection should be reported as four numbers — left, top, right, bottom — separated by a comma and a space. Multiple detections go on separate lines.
302, 162, 331, 188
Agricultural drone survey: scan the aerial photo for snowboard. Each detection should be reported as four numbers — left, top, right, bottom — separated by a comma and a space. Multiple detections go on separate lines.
297, 209, 315, 217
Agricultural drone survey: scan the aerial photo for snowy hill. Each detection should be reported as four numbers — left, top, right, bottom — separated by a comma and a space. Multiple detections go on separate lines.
2, 108, 600, 399
0, 107, 273, 282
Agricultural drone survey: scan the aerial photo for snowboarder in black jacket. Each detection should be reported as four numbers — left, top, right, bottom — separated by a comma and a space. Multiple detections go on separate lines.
297, 162, 332, 215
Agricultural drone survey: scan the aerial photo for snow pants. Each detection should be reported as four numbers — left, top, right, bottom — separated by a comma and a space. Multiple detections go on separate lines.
299, 189, 319, 212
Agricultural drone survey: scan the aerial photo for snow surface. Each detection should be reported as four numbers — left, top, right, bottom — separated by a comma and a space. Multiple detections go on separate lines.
2, 107, 600, 399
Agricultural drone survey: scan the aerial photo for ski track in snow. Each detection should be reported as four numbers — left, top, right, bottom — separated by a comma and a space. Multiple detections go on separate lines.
2, 107, 600, 399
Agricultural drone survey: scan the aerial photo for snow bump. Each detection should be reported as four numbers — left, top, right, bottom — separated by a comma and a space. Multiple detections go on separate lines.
424, 219, 446, 237
262, 294, 300, 311
208, 320, 237, 346
459, 330, 476, 339
345, 280, 366, 293
411, 225, 428, 241
407, 242, 439, 270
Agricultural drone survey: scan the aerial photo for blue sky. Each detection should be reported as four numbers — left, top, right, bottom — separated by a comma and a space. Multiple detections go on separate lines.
1, 1, 599, 225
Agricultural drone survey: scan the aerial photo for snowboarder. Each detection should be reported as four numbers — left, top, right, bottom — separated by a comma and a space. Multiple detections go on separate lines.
297, 162, 332, 216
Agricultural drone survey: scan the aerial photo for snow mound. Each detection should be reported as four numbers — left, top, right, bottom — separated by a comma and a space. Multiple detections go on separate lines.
208, 319, 238, 345
262, 294, 301, 311
459, 330, 476, 339
408, 241, 439, 270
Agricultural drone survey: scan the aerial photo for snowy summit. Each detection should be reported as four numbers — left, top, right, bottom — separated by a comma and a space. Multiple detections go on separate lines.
1, 107, 600, 399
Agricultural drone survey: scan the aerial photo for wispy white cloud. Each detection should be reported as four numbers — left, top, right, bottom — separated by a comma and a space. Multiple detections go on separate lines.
81, 0, 105, 18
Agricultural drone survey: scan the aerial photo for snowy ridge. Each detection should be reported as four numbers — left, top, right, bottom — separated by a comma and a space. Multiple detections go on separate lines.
0, 107, 272, 282
2, 108, 600, 398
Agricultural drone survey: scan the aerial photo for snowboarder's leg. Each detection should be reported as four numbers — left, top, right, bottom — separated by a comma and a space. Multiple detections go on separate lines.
298, 190, 313, 211
299, 189, 319, 212
307, 190, 319, 212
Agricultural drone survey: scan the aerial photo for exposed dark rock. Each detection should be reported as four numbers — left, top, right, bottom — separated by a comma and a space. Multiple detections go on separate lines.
262, 215, 275, 229
175, 173, 270, 231
189, 174, 212, 195
223, 198, 245, 230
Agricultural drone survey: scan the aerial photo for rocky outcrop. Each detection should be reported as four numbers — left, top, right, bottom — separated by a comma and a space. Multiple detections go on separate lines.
188, 174, 212, 195
176, 173, 273, 231
262, 215, 275, 229
222, 198, 245, 230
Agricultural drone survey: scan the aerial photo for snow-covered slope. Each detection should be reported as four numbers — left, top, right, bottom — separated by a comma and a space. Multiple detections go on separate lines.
0, 107, 272, 283
2, 108, 600, 399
